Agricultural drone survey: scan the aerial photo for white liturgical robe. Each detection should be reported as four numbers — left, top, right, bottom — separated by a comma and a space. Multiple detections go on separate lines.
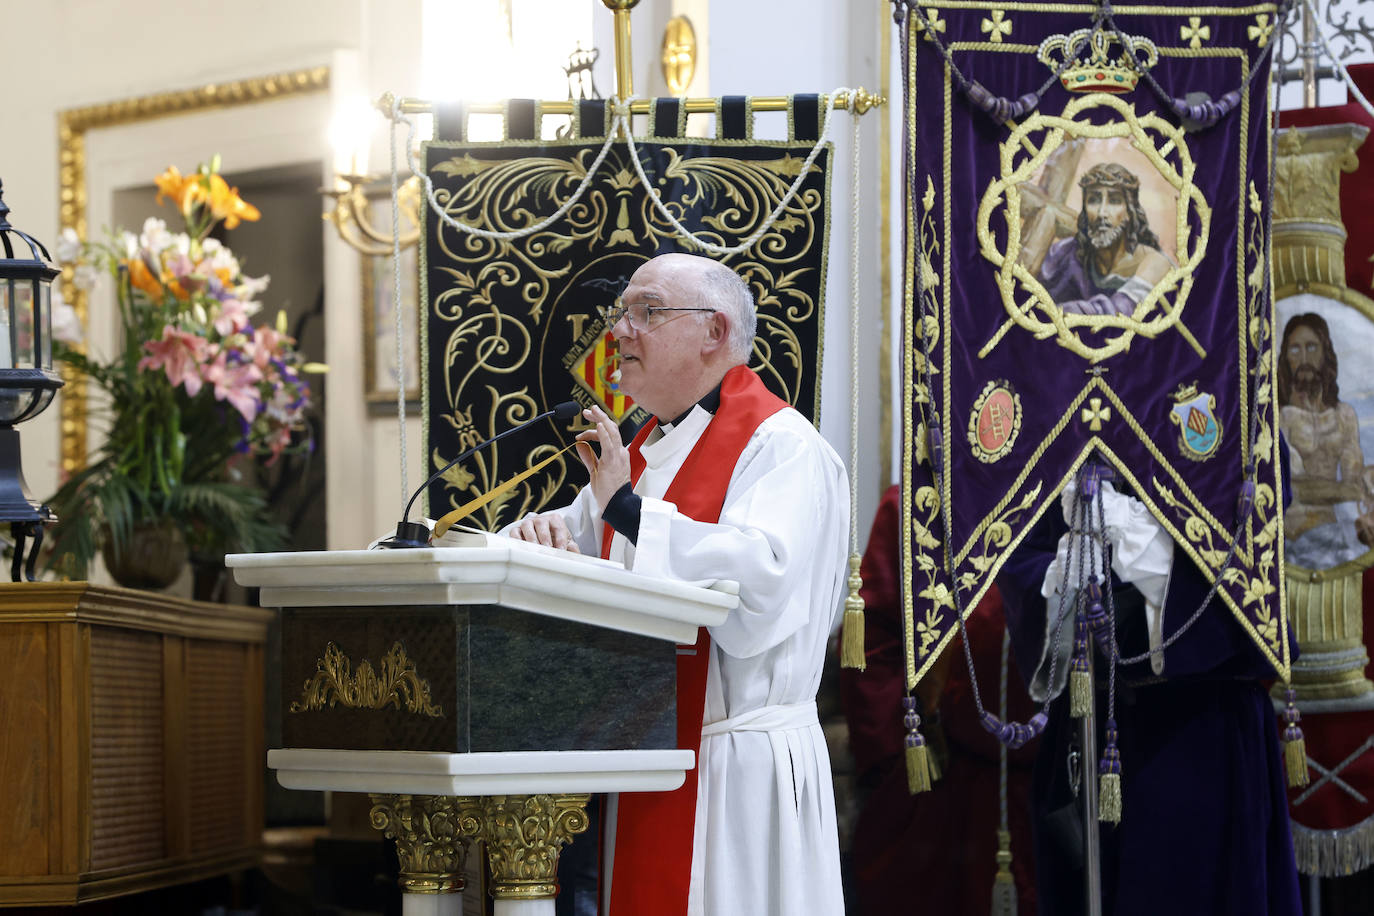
541, 403, 848, 916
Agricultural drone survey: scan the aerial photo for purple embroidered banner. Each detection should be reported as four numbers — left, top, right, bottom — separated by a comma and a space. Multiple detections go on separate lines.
901, 1, 1290, 685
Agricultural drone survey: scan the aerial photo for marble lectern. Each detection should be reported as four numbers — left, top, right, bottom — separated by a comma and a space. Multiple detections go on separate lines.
228, 545, 736, 916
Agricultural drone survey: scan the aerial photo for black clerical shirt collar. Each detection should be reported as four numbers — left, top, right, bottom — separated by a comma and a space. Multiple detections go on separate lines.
659, 383, 723, 432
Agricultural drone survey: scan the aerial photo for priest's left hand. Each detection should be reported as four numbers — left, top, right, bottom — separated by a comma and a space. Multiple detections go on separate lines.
575, 406, 631, 509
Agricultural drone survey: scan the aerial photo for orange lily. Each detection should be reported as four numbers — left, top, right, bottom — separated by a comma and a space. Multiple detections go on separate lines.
206, 174, 260, 230
154, 166, 192, 211
126, 258, 163, 298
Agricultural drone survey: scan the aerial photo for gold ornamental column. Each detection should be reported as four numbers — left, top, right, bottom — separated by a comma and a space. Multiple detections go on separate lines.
1272, 122, 1374, 711
475, 794, 592, 908
370, 794, 474, 911
368, 792, 591, 915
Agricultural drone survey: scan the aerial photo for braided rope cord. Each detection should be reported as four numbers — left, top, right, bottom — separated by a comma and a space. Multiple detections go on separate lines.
388, 93, 854, 256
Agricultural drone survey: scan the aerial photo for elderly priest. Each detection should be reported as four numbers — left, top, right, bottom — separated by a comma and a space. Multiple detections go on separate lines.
507, 252, 849, 916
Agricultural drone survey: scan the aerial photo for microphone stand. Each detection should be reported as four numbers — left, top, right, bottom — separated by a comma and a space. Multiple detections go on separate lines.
380, 401, 581, 548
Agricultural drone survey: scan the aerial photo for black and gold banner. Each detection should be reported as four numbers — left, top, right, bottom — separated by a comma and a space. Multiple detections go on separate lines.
420, 98, 832, 529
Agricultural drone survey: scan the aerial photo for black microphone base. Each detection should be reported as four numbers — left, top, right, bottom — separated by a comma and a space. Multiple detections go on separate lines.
380, 520, 432, 549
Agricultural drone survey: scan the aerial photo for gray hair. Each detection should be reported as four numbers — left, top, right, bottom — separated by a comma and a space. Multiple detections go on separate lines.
695, 260, 757, 365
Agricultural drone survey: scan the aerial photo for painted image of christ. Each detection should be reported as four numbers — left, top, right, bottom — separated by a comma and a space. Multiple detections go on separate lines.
1278, 312, 1374, 569
1035, 162, 1174, 317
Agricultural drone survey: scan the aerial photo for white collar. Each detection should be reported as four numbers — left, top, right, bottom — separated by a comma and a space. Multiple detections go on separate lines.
640, 405, 713, 469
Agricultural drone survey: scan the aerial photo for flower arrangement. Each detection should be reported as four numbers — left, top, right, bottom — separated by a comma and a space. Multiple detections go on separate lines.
47, 157, 324, 584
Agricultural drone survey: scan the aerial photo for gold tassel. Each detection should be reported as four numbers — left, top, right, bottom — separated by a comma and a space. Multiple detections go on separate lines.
906, 741, 932, 795
1069, 668, 1091, 718
1098, 772, 1122, 824
1285, 734, 1309, 788
1282, 686, 1309, 788
840, 553, 866, 670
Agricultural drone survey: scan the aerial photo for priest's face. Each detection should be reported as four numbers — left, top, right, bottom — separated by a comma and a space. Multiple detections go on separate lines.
611, 256, 715, 419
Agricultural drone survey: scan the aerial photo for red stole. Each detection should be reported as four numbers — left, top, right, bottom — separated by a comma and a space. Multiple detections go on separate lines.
603, 365, 787, 916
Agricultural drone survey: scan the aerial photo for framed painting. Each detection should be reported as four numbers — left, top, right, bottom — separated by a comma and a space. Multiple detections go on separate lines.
361, 188, 422, 411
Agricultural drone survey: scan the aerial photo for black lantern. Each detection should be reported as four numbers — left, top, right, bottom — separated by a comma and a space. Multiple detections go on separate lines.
0, 178, 64, 580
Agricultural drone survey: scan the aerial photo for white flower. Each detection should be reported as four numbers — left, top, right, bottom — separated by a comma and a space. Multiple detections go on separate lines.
203, 244, 240, 278
236, 273, 270, 300
201, 238, 223, 256
50, 289, 83, 344
72, 262, 99, 292
55, 228, 82, 264
119, 231, 139, 259
139, 217, 171, 255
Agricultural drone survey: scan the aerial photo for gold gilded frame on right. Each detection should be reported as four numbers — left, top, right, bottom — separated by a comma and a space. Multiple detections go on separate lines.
56, 66, 331, 476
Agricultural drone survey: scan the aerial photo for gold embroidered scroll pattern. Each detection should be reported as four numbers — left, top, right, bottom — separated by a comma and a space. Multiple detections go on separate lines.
975, 93, 1213, 363
290, 642, 444, 717
649, 148, 824, 408
431, 152, 607, 324
956, 482, 1043, 592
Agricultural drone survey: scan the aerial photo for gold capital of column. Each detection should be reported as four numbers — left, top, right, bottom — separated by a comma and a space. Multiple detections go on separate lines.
369, 794, 475, 894
477, 794, 592, 900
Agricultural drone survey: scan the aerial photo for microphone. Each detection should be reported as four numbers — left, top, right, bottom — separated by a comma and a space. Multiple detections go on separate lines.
382, 400, 582, 548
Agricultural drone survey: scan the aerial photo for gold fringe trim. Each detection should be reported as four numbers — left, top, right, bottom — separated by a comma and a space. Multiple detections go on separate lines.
1285, 735, 1310, 788
840, 553, 866, 670
1070, 668, 1091, 718
906, 742, 932, 795
1099, 772, 1122, 824
1291, 815, 1374, 877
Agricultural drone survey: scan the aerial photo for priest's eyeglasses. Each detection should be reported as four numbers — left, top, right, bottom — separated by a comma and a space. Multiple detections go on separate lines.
603, 301, 717, 332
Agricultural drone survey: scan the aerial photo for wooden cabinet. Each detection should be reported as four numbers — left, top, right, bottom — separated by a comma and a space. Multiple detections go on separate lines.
0, 583, 271, 906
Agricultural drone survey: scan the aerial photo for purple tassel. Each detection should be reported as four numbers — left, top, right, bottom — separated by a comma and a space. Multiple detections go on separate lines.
979, 710, 1048, 749
1282, 688, 1309, 788
966, 82, 1039, 124
1083, 578, 1115, 659
1099, 718, 1123, 823
1070, 612, 1092, 717
1170, 90, 1240, 129
1236, 479, 1256, 522
904, 696, 933, 793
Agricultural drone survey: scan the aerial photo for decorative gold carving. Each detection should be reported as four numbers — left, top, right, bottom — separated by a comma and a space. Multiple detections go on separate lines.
471, 794, 591, 900
661, 16, 697, 96
369, 794, 474, 894
289, 641, 444, 716
1272, 124, 1369, 294
56, 66, 330, 476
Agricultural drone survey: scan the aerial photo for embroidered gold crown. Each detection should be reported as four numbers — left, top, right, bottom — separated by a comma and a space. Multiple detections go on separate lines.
1038, 28, 1159, 95
1170, 382, 1200, 403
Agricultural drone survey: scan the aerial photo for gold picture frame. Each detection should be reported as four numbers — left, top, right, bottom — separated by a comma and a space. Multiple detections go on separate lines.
56, 65, 331, 475
360, 187, 422, 412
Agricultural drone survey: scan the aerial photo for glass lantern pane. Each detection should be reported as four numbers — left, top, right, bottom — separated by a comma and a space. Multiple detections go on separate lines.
38, 282, 51, 369
0, 389, 32, 425
13, 282, 34, 369
0, 281, 11, 370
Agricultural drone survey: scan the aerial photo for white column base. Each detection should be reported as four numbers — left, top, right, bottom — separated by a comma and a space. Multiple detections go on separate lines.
493, 898, 555, 916
402, 892, 462, 916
